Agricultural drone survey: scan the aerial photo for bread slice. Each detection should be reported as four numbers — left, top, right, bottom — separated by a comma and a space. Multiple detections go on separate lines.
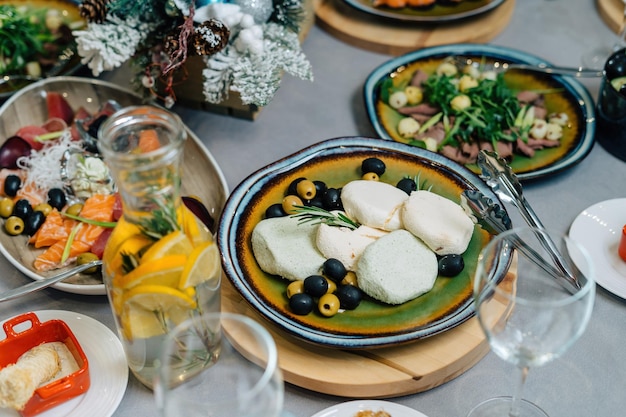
0, 343, 61, 410
402, 190, 474, 255
251, 215, 326, 281
356, 230, 438, 305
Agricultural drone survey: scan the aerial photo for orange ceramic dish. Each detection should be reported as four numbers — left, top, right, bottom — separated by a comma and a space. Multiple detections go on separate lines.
0, 311, 90, 416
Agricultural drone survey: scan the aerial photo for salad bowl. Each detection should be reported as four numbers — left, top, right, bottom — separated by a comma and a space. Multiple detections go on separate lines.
218, 136, 509, 349
0, 76, 228, 295
364, 43, 596, 181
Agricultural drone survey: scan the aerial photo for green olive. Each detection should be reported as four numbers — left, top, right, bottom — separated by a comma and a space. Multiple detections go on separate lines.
362, 172, 379, 181
5, 216, 24, 235
286, 280, 305, 298
76, 252, 101, 274
282, 195, 303, 215
296, 179, 316, 201
33, 203, 53, 216
318, 293, 340, 317
325, 278, 337, 294
341, 271, 359, 287
65, 203, 84, 217
0, 198, 14, 218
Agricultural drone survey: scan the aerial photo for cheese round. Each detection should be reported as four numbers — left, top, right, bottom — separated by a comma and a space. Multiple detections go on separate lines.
316, 223, 388, 271
356, 230, 438, 305
402, 190, 474, 255
341, 180, 409, 231
251, 216, 325, 281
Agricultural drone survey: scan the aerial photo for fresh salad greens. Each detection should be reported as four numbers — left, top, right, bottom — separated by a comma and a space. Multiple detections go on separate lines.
0, 4, 82, 76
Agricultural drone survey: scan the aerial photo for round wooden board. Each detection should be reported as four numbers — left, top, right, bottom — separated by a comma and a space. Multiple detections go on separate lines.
222, 276, 506, 398
313, 0, 515, 56
597, 0, 624, 34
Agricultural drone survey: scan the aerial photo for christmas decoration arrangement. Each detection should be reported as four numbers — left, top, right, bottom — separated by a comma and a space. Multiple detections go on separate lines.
74, 0, 313, 108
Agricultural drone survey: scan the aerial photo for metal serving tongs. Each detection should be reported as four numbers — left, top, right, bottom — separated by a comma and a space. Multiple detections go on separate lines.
475, 150, 584, 294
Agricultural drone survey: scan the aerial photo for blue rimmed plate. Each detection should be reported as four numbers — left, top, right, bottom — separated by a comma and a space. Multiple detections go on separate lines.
218, 136, 507, 349
364, 43, 596, 181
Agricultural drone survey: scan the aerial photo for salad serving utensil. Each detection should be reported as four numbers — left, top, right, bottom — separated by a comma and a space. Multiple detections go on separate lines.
476, 150, 585, 294
0, 260, 102, 302
451, 55, 603, 78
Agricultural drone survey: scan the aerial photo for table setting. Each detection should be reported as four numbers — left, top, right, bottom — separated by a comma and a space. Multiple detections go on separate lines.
0, 0, 626, 416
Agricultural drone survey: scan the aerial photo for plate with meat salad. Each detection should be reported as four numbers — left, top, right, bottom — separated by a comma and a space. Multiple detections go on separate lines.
364, 43, 596, 181
341, 0, 505, 22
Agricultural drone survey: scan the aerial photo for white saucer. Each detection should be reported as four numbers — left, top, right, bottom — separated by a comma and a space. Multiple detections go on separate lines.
569, 198, 626, 299
311, 400, 429, 417
0, 310, 128, 417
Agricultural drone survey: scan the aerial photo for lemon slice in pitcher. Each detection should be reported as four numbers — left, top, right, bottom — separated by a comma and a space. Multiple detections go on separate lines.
116, 255, 187, 289
179, 242, 220, 289
141, 230, 194, 263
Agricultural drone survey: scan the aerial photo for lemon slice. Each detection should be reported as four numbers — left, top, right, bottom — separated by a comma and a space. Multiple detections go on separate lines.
124, 284, 197, 311
115, 255, 187, 289
179, 205, 212, 247
121, 305, 165, 339
141, 230, 193, 263
106, 233, 154, 276
179, 242, 220, 289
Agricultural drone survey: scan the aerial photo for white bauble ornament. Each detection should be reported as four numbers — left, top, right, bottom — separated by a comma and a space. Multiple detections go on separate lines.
232, 0, 273, 23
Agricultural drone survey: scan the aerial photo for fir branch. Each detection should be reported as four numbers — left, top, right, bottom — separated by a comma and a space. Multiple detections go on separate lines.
291, 205, 359, 230
269, 0, 305, 33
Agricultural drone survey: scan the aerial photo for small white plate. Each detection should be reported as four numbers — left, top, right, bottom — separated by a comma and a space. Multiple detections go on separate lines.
0, 310, 128, 417
569, 198, 626, 299
311, 400, 429, 417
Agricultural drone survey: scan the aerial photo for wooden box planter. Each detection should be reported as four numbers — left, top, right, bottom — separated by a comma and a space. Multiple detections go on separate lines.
165, 0, 315, 120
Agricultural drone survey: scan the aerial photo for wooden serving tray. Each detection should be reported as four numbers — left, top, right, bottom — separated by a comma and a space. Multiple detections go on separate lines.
597, 0, 624, 34
222, 274, 509, 398
313, 0, 515, 56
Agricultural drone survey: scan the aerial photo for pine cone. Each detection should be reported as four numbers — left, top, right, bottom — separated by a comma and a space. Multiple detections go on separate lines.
163, 30, 181, 58
79, 0, 109, 24
190, 20, 230, 56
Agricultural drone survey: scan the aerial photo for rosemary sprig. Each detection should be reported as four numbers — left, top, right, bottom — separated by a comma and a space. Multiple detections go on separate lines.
291, 205, 360, 230
137, 195, 180, 239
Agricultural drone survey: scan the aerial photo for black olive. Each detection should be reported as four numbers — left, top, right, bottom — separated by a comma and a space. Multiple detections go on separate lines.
313, 180, 327, 196
24, 210, 46, 236
12, 199, 32, 220
438, 254, 465, 277
289, 293, 314, 315
47, 188, 67, 211
286, 177, 306, 196
323, 258, 347, 283
335, 285, 363, 310
322, 187, 342, 210
303, 275, 329, 298
396, 177, 417, 195
3, 174, 21, 197
361, 157, 386, 176
305, 196, 324, 209
265, 203, 286, 218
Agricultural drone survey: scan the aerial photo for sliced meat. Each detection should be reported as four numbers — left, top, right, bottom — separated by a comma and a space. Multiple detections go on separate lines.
398, 103, 440, 116
410, 70, 430, 87
516, 138, 535, 157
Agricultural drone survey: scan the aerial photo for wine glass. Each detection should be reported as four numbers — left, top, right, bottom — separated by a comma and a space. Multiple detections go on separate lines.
153, 312, 284, 417
467, 227, 595, 417
583, 0, 626, 69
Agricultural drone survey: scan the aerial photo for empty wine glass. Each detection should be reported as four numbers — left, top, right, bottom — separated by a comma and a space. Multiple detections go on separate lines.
154, 312, 284, 417
468, 227, 595, 417
583, 0, 626, 69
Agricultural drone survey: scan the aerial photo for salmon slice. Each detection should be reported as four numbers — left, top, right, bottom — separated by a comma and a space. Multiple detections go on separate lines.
30, 210, 67, 248
79, 194, 116, 222
34, 238, 91, 271
15, 183, 46, 206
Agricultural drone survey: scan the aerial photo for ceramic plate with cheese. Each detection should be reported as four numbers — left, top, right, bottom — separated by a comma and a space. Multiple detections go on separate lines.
218, 137, 509, 349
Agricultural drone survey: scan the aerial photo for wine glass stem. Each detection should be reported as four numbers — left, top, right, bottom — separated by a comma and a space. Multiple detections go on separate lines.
509, 366, 530, 417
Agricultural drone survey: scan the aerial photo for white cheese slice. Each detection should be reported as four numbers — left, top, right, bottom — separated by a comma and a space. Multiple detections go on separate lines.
356, 230, 438, 305
316, 223, 388, 271
251, 216, 325, 281
341, 180, 408, 231
402, 190, 474, 255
